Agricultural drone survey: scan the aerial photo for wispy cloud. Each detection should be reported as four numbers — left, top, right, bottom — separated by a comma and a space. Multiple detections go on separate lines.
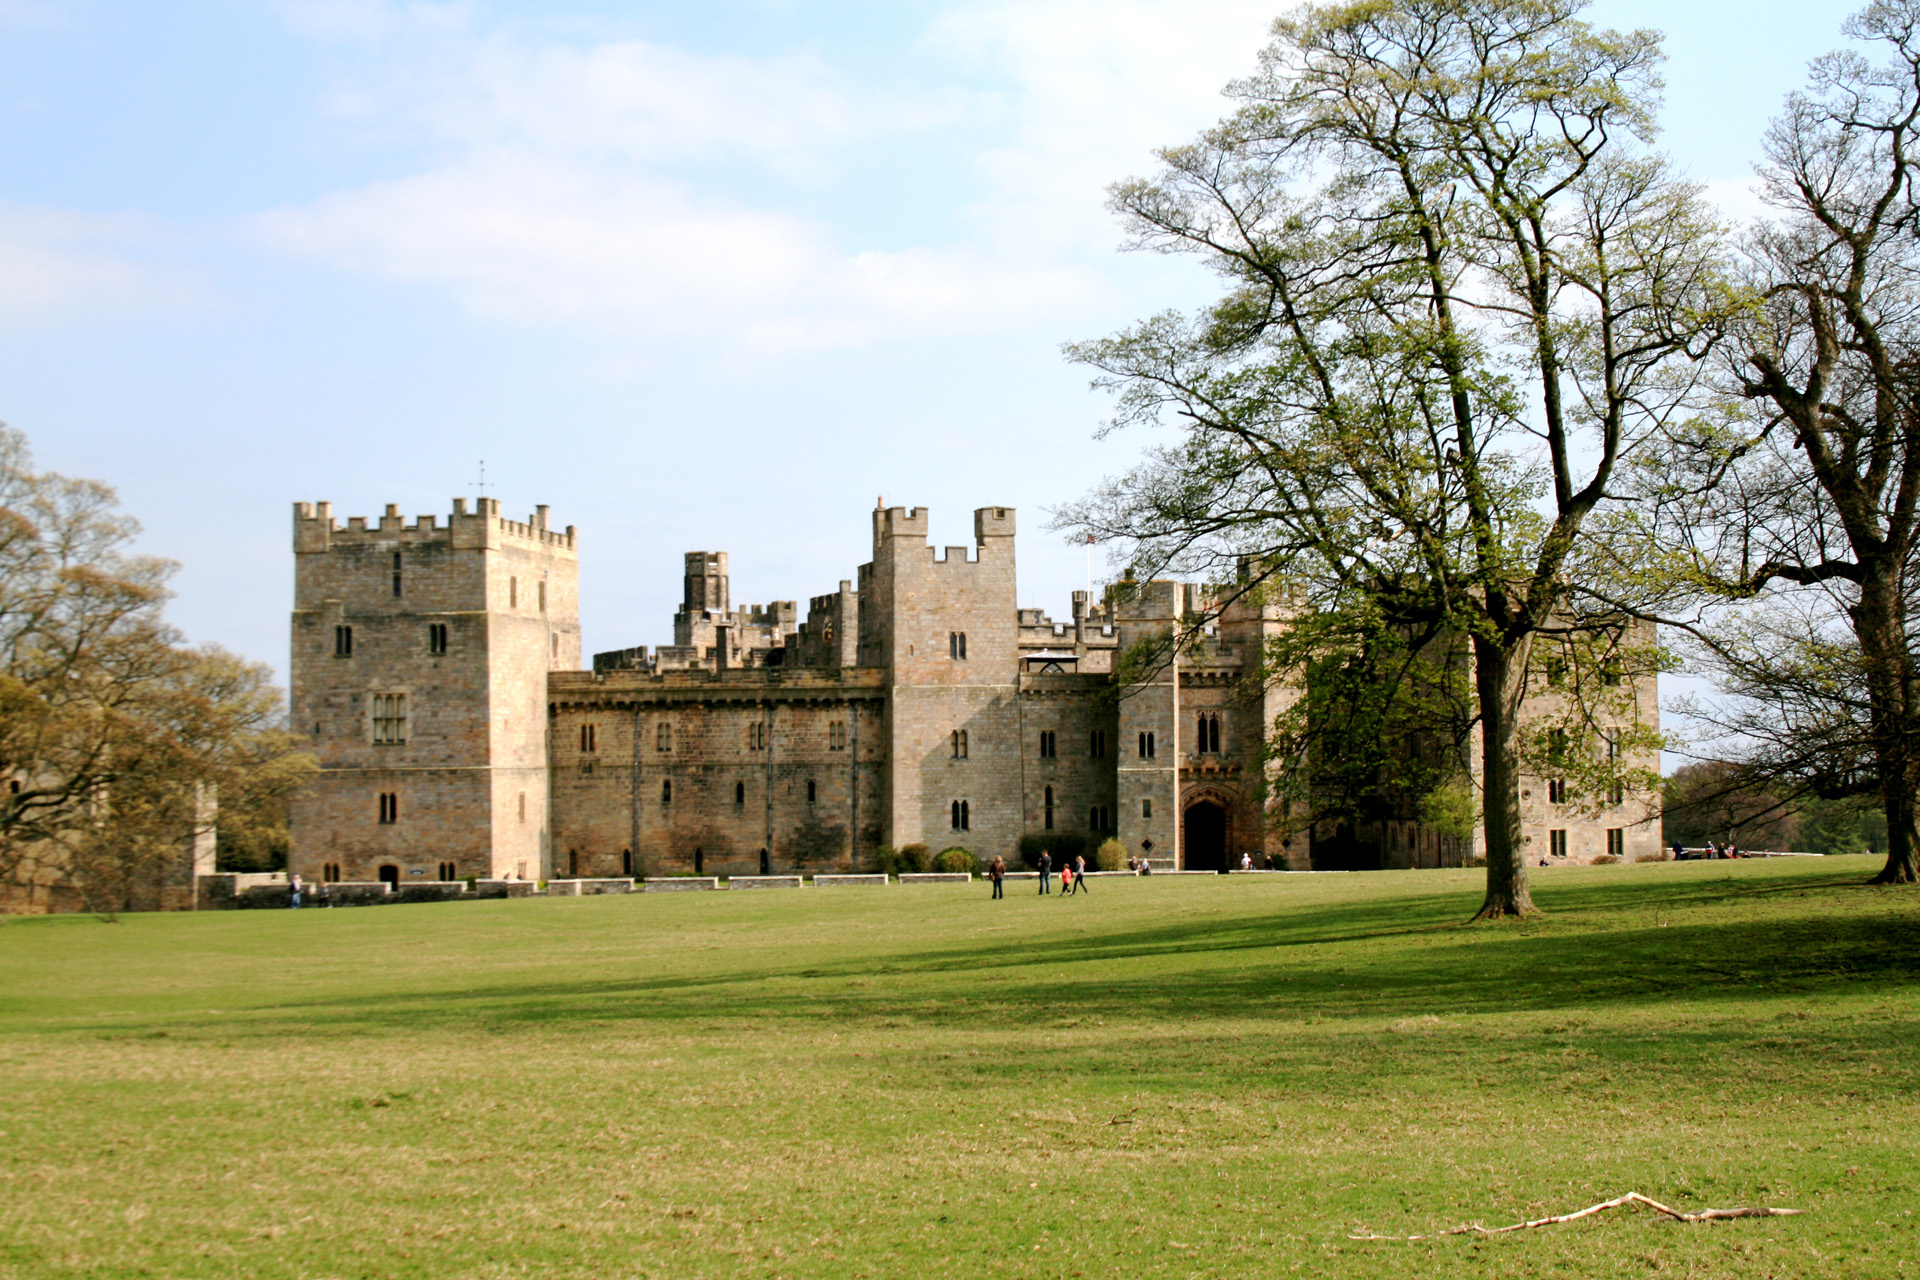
0, 204, 204, 328
253, 1, 1280, 351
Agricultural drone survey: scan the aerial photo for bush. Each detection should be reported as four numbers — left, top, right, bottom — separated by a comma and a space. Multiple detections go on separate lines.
1590, 853, 1620, 865
934, 847, 977, 874
897, 843, 931, 874
1633, 850, 1671, 863
1094, 838, 1126, 871
1018, 833, 1087, 869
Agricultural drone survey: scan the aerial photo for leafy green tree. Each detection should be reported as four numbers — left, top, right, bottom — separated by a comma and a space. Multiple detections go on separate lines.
0, 427, 310, 913
1060, 0, 1722, 915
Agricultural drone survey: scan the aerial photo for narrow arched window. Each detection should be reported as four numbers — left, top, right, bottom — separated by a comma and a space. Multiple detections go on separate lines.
1044, 785, 1055, 830
661, 779, 672, 804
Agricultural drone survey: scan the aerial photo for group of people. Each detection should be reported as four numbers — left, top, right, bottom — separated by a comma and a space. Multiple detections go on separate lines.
1675, 840, 1744, 860
984, 850, 1092, 898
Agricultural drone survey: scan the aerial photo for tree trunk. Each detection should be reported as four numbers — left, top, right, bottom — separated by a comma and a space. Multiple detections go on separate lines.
1854, 569, 1919, 885
1874, 782, 1919, 883
1472, 632, 1538, 918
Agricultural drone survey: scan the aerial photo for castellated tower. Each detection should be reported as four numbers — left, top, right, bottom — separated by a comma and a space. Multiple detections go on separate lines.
858, 505, 1019, 856
287, 498, 580, 885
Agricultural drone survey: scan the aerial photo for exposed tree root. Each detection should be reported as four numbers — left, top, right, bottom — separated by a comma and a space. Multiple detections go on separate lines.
1348, 1191, 1805, 1241
1869, 857, 1917, 885
1468, 901, 1540, 922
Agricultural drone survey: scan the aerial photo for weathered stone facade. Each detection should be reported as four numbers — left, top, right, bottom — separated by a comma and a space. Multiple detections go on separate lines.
287, 499, 1660, 883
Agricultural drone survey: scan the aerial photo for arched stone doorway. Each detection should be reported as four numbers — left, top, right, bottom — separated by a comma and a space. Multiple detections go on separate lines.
1183, 801, 1228, 872
377, 864, 399, 888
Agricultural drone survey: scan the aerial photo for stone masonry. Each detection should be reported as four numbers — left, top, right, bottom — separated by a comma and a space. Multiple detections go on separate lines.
287, 499, 1661, 884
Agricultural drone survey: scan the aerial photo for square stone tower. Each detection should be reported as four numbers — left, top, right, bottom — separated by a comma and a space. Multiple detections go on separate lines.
858, 505, 1019, 857
287, 498, 579, 884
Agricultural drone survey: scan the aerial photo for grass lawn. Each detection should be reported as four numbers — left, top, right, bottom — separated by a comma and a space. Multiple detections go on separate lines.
2, 856, 1916, 1278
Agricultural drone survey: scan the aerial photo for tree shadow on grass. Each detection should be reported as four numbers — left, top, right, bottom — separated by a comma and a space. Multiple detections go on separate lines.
71, 870, 1919, 1044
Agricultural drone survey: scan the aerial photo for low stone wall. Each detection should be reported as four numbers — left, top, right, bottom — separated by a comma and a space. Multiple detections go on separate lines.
813, 874, 889, 888
240, 881, 392, 908
729, 876, 804, 890
1003, 871, 1040, 881
897, 873, 973, 884
546, 878, 636, 896
645, 877, 720, 892
471, 880, 539, 898
391, 881, 468, 903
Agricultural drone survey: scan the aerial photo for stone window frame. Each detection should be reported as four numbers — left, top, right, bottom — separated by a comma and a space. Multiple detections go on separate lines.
1549, 829, 1568, 858
334, 624, 353, 658
427, 622, 448, 655
951, 798, 970, 831
1039, 730, 1056, 759
951, 729, 969, 759
657, 721, 674, 752
1044, 785, 1055, 830
949, 631, 967, 660
1090, 729, 1108, 759
377, 791, 398, 824
1138, 731, 1156, 759
370, 691, 409, 745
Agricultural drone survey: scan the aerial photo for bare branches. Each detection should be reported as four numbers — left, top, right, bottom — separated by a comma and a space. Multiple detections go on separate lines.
1349, 1191, 1806, 1241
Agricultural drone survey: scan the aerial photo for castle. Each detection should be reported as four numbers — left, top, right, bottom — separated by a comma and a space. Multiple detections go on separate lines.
287, 499, 1661, 885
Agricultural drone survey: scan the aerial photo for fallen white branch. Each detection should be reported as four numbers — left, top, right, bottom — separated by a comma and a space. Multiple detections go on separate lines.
1349, 1191, 1806, 1240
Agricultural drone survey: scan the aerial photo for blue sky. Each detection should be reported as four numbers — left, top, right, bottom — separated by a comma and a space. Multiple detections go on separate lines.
0, 0, 1860, 682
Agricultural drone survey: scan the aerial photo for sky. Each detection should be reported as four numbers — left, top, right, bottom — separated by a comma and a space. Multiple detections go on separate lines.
0, 0, 1864, 688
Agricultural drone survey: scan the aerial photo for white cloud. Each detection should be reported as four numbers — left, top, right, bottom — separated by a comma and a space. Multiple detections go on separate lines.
256, 1, 1277, 351
929, 0, 1283, 252
252, 151, 1095, 349
0, 205, 202, 329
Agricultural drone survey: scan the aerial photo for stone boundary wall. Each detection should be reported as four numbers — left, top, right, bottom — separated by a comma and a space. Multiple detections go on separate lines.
813, 874, 890, 887
546, 878, 635, 896
730, 876, 804, 890
392, 882, 469, 903
897, 873, 972, 884
472, 880, 538, 898
646, 877, 720, 892
238, 881, 391, 908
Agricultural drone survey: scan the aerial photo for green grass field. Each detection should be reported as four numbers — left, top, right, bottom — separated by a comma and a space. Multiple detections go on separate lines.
2, 857, 1916, 1279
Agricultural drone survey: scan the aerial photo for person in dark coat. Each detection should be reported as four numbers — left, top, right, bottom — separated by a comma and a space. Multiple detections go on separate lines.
1068, 854, 1090, 894
989, 855, 1005, 899
1037, 849, 1052, 895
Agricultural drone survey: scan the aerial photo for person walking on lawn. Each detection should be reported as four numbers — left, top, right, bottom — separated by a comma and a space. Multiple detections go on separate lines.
1068, 854, 1089, 895
989, 855, 1005, 899
1037, 849, 1052, 895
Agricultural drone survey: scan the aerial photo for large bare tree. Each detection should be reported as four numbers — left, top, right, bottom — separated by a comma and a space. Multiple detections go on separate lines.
1625, 0, 1920, 884
1060, 0, 1723, 915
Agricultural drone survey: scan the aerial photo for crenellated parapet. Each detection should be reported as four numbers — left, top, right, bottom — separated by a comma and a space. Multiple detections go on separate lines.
292, 497, 577, 556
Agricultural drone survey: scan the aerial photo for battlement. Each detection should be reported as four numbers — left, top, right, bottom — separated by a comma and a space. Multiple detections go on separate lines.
292, 497, 577, 555
974, 506, 1015, 540
873, 505, 929, 546
869, 504, 1015, 569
